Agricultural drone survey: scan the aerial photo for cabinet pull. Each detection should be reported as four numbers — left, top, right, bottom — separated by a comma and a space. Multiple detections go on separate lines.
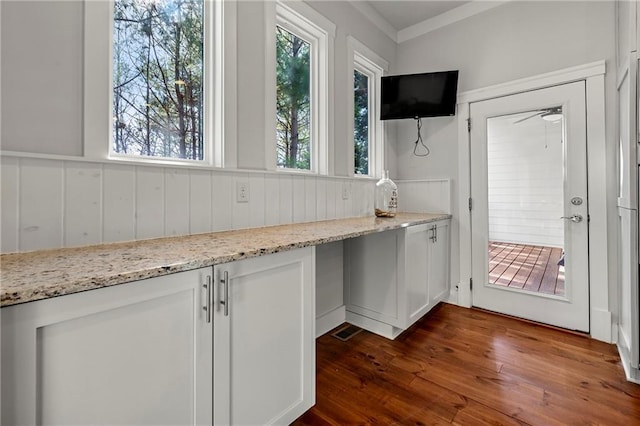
220, 271, 229, 317
429, 225, 437, 243
203, 275, 212, 323
434, 225, 438, 243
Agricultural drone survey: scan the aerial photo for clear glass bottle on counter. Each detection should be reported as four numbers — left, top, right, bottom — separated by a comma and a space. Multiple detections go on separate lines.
375, 170, 398, 217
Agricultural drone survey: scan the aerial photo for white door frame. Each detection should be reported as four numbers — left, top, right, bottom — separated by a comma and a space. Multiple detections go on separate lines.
456, 60, 611, 342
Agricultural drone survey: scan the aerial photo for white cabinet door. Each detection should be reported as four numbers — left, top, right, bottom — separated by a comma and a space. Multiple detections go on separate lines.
429, 220, 451, 306
405, 224, 430, 324
214, 247, 315, 426
1, 267, 213, 426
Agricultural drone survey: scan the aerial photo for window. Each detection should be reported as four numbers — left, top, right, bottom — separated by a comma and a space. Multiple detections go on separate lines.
348, 37, 387, 178
353, 69, 369, 175
112, 0, 205, 161
84, 0, 224, 166
269, 1, 335, 174
276, 26, 311, 169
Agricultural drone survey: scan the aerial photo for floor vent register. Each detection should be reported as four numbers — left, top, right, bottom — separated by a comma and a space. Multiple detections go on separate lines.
331, 324, 363, 341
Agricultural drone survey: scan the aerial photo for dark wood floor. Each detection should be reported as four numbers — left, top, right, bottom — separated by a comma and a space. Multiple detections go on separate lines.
489, 242, 565, 296
294, 304, 640, 425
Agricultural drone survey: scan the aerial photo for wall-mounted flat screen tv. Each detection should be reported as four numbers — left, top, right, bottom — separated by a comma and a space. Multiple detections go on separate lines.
380, 70, 459, 120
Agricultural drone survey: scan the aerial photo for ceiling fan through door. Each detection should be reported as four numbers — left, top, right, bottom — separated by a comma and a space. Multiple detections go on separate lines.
514, 106, 563, 124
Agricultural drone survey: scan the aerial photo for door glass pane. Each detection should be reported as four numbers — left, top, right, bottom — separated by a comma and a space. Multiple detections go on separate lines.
486, 107, 565, 296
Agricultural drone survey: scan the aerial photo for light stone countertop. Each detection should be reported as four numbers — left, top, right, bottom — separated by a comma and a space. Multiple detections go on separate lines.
0, 213, 450, 307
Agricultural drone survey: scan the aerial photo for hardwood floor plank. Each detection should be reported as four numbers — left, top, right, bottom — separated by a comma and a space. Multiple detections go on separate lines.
294, 304, 640, 425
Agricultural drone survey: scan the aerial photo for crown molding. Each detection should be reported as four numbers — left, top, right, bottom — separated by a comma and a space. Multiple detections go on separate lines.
397, 1, 509, 43
347, 0, 397, 43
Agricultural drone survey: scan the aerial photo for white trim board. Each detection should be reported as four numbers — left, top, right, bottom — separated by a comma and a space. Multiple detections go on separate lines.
456, 61, 611, 343
457, 61, 606, 104
349, 0, 509, 44
397, 1, 509, 43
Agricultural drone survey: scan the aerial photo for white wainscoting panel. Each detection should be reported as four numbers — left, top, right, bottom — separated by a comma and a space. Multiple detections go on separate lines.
1, 156, 377, 253
264, 174, 280, 226
189, 170, 212, 234
19, 159, 64, 251
396, 179, 452, 214
292, 175, 306, 223
315, 179, 327, 221
64, 162, 102, 247
249, 174, 266, 228
135, 168, 165, 240
325, 179, 336, 220
164, 168, 190, 237
278, 175, 294, 225
304, 176, 317, 223
1, 156, 20, 253
103, 164, 135, 243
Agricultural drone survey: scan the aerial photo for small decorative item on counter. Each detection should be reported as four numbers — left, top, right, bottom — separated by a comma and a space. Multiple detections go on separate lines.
375, 170, 398, 217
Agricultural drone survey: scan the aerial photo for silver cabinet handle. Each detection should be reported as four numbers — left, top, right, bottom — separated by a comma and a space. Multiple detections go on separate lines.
203, 275, 212, 324
560, 214, 583, 223
220, 271, 229, 317
429, 224, 437, 243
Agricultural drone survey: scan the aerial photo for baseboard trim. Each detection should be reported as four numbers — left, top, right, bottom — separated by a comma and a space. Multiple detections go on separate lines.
617, 343, 640, 384
316, 305, 346, 338
590, 308, 613, 343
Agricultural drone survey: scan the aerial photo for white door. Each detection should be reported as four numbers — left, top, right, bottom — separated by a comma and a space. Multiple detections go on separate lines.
470, 81, 589, 332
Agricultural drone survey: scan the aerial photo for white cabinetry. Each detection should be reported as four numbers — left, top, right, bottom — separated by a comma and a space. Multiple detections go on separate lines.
213, 247, 315, 426
344, 220, 450, 339
1, 267, 213, 426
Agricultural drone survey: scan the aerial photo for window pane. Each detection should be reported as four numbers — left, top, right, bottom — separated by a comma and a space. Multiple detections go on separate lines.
276, 26, 311, 170
354, 70, 369, 175
113, 0, 204, 160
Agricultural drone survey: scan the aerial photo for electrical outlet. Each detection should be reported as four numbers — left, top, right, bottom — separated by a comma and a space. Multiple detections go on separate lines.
236, 181, 249, 203
341, 183, 350, 200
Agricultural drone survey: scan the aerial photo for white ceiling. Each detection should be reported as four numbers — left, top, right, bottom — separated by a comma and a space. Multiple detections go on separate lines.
367, 1, 471, 31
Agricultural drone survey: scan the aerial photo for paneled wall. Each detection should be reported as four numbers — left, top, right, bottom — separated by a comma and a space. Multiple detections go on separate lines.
487, 115, 564, 248
0, 156, 375, 253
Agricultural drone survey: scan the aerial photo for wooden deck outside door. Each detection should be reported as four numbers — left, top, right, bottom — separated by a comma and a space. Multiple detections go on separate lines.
469, 81, 589, 332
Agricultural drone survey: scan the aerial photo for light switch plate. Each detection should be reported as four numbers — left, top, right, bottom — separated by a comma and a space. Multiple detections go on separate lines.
236, 181, 249, 203
341, 182, 350, 200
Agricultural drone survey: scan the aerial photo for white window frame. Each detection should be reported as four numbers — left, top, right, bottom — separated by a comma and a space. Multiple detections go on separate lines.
265, 1, 335, 175
347, 36, 387, 179
84, 0, 227, 168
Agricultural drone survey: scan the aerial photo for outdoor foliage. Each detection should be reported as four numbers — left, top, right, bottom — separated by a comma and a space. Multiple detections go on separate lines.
113, 0, 204, 160
354, 69, 369, 175
276, 26, 311, 170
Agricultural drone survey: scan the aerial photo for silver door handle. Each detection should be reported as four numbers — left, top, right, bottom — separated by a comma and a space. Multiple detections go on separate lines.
561, 214, 583, 223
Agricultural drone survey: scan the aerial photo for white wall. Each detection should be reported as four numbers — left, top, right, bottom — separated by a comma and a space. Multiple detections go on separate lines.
1, 1, 83, 156
487, 114, 564, 248
393, 0, 617, 309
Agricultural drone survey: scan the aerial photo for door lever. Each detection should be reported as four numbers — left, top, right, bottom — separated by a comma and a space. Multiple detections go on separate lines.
560, 214, 583, 223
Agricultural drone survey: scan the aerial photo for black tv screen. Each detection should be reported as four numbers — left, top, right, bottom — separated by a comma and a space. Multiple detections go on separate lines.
380, 70, 459, 120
